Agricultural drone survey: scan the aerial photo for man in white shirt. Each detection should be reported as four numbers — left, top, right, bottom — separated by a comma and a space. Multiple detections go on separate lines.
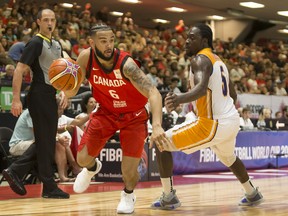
239, 108, 255, 130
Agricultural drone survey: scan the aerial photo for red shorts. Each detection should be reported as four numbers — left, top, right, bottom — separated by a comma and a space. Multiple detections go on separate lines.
78, 107, 149, 158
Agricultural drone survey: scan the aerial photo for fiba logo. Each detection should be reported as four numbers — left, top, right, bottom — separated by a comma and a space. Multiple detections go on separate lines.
100, 148, 122, 162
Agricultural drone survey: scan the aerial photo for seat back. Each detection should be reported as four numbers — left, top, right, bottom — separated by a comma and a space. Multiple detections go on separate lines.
0, 127, 14, 168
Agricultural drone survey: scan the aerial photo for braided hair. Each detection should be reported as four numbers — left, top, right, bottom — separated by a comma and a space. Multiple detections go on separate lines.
194, 23, 213, 49
90, 23, 112, 36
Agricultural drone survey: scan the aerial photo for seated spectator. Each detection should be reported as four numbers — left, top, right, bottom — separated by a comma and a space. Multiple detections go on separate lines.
7, 35, 31, 65
59, 33, 72, 56
3, 26, 17, 47
256, 108, 272, 129
9, 109, 35, 156
240, 108, 254, 130
274, 80, 287, 96
75, 93, 98, 131
71, 37, 89, 59
96, 6, 110, 24
230, 62, 245, 82
56, 101, 87, 182
158, 75, 171, 92
275, 111, 283, 119
247, 72, 260, 94
6, 108, 71, 186
0, 40, 14, 66
118, 43, 128, 52
8, 99, 88, 183
167, 39, 180, 59
175, 19, 187, 34
146, 64, 161, 88
1, 64, 15, 86
282, 106, 288, 119
170, 75, 181, 94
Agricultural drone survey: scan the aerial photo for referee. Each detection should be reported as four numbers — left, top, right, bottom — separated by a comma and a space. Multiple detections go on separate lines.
6, 9, 69, 198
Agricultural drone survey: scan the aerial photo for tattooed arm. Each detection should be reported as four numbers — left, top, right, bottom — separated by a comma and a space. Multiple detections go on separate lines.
123, 57, 169, 150
123, 57, 162, 123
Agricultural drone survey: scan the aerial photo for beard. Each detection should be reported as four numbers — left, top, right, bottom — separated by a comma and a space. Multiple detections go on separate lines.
95, 46, 114, 61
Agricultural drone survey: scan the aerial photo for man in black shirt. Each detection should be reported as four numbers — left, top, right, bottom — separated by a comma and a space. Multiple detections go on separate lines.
3, 9, 69, 199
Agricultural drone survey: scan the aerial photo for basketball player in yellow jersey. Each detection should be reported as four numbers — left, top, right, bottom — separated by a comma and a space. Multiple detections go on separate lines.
150, 23, 264, 210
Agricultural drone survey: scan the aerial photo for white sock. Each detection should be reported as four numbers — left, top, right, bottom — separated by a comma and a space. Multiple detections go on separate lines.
160, 177, 173, 196
242, 179, 255, 195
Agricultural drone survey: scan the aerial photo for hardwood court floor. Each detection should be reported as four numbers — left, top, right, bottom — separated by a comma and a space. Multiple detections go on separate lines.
1, 169, 288, 216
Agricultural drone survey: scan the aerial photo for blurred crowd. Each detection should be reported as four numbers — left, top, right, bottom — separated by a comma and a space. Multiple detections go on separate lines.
0, 1, 287, 114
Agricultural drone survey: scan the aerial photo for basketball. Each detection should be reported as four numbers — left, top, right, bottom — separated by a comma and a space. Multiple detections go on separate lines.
48, 58, 82, 91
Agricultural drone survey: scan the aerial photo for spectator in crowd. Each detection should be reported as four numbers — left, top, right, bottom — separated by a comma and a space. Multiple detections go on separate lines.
1, 37, 9, 51
1, 64, 14, 85
56, 99, 86, 182
0, 40, 14, 66
282, 106, 288, 119
247, 72, 260, 94
71, 37, 89, 59
167, 39, 180, 59
175, 19, 187, 34
275, 111, 283, 119
256, 108, 272, 129
75, 92, 98, 131
3, 26, 17, 47
96, 6, 110, 24
240, 107, 255, 130
59, 33, 72, 56
274, 80, 287, 96
158, 76, 171, 92
170, 75, 181, 94
146, 64, 161, 88
4, 108, 71, 193
7, 35, 31, 65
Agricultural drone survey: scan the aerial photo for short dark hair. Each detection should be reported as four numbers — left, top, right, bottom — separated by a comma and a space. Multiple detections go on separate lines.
90, 23, 112, 36
81, 93, 93, 113
242, 107, 250, 113
194, 23, 213, 49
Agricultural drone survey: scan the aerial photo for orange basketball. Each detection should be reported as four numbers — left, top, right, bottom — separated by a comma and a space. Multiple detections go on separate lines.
48, 58, 82, 91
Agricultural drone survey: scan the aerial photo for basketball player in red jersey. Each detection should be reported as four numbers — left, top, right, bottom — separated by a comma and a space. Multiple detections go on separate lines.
65, 24, 170, 214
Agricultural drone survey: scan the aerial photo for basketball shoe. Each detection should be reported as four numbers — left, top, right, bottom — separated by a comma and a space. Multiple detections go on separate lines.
116, 191, 136, 214
151, 189, 181, 210
73, 158, 102, 193
239, 187, 264, 206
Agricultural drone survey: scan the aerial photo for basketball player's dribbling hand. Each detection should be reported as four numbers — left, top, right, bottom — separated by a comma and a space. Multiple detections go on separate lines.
11, 98, 23, 117
149, 125, 172, 152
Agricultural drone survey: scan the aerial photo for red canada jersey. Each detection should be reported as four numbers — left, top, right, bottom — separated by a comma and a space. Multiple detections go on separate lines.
86, 48, 148, 114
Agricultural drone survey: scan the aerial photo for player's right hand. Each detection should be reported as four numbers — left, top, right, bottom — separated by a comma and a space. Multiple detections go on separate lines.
165, 92, 177, 113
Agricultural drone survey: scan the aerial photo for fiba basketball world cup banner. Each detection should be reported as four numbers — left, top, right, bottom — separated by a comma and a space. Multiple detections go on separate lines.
172, 131, 288, 174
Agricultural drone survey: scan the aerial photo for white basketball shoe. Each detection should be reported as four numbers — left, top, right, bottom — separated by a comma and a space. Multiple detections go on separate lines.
116, 191, 136, 214
73, 158, 102, 193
